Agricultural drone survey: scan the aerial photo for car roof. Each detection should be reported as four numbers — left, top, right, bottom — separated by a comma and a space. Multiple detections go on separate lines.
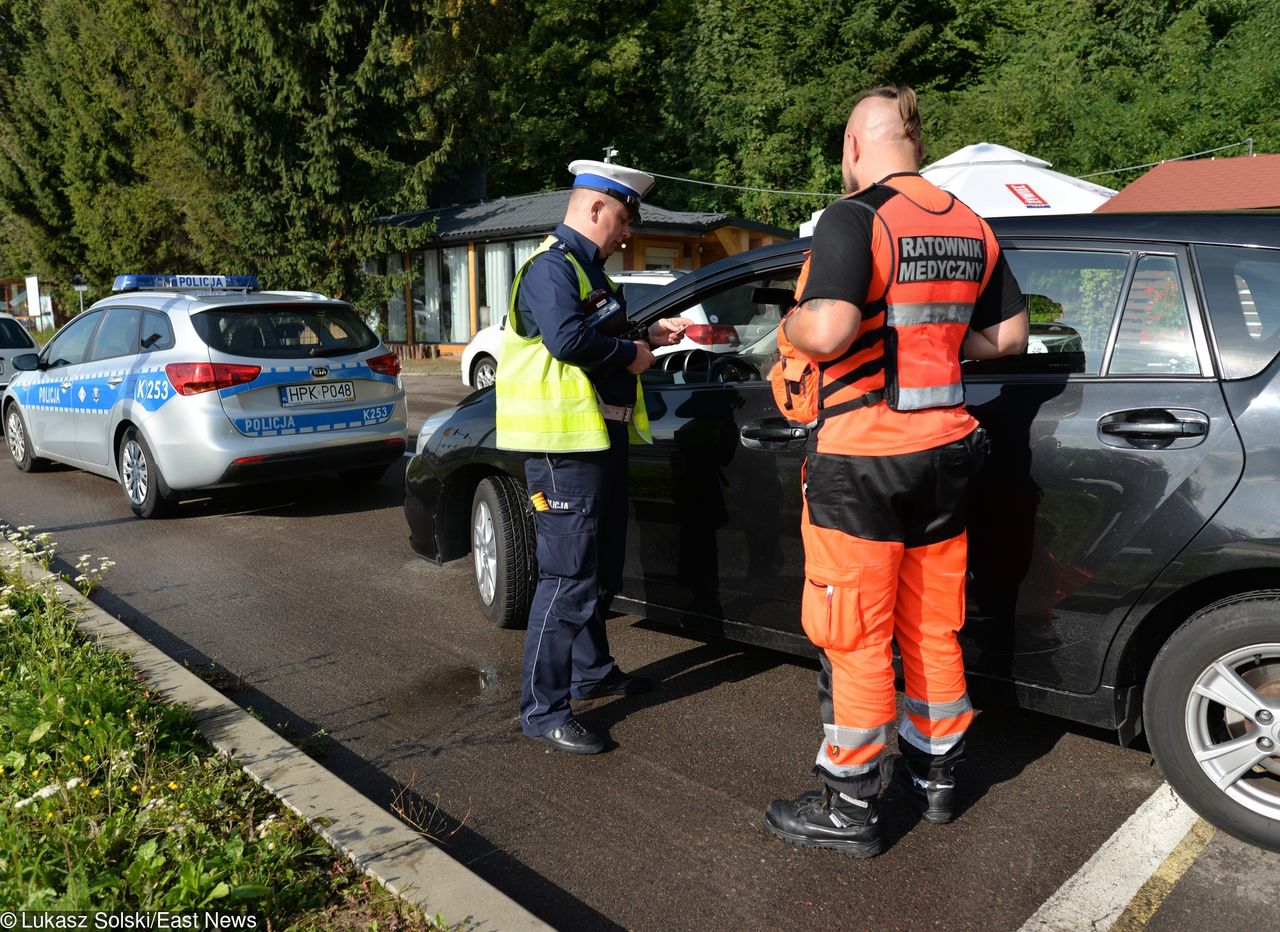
88, 289, 345, 315
690, 211, 1280, 275
987, 210, 1280, 248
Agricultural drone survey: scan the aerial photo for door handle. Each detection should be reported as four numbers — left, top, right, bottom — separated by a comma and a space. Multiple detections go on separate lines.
1099, 420, 1206, 438
60, 381, 72, 390
740, 419, 808, 451
1097, 409, 1209, 449
107, 377, 123, 387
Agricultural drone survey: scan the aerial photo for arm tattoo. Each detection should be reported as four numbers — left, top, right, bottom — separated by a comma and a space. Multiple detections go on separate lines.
799, 298, 839, 315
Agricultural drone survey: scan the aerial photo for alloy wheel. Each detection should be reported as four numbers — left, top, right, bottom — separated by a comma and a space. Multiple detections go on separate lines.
472, 498, 497, 605
1184, 642, 1280, 821
121, 438, 149, 506
6, 409, 25, 463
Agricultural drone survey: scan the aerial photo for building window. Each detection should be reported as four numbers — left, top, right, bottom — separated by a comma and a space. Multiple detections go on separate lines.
386, 253, 407, 343
645, 245, 681, 270
410, 246, 474, 344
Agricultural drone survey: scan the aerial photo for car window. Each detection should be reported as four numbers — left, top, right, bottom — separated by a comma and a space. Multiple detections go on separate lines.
141, 310, 175, 351
0, 317, 34, 349
87, 307, 142, 362
1108, 255, 1198, 376
617, 282, 668, 306
642, 271, 797, 384
1195, 244, 1280, 379
980, 248, 1130, 377
686, 278, 794, 347
42, 311, 101, 368
192, 303, 379, 359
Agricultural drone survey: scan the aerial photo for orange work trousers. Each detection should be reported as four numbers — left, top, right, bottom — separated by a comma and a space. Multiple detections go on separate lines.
799, 432, 982, 798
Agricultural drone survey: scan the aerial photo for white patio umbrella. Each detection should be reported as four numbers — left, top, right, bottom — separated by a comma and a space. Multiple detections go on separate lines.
920, 142, 1116, 217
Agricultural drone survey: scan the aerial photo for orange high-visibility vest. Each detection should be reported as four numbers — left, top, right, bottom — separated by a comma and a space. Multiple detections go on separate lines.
815, 188, 999, 421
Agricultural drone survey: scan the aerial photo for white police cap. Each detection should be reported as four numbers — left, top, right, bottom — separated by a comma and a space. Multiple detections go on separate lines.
569, 159, 655, 218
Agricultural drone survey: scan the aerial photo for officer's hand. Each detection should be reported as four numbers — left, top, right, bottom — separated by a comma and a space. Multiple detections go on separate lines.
626, 340, 656, 374
648, 316, 693, 347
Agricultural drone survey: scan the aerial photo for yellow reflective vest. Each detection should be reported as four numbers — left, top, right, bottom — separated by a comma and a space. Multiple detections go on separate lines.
495, 235, 651, 452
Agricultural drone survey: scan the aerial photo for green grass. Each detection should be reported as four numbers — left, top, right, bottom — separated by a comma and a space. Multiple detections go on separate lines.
0, 526, 447, 928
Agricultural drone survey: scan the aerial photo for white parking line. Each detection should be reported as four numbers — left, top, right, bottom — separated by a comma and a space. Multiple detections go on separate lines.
1018, 782, 1201, 932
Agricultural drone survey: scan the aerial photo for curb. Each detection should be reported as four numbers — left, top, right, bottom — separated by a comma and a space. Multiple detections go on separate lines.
4, 542, 553, 932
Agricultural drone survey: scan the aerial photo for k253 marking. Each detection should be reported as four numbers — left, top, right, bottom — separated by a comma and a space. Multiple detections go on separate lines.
135, 378, 171, 401
363, 406, 391, 420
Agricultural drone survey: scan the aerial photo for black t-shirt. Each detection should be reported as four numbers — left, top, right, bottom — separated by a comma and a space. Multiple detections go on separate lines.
800, 188, 1025, 331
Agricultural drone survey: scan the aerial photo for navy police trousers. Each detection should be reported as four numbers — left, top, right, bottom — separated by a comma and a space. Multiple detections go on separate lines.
520, 420, 630, 736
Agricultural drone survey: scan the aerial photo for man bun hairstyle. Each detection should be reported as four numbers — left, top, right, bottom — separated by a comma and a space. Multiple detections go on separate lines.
853, 85, 921, 142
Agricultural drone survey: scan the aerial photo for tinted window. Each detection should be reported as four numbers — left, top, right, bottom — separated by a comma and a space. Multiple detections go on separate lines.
87, 307, 142, 362
617, 282, 668, 307
1108, 255, 1198, 376
0, 318, 34, 349
192, 303, 379, 359
997, 248, 1130, 376
1195, 244, 1280, 379
42, 312, 100, 368
141, 311, 175, 351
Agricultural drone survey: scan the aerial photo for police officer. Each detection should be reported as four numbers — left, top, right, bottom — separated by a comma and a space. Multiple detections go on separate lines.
496, 159, 691, 754
763, 87, 1028, 855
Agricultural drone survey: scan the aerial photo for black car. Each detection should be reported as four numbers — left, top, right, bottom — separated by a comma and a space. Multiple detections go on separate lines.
405, 212, 1280, 852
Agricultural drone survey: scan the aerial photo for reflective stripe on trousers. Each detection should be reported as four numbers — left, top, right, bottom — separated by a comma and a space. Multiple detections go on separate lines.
807, 532, 972, 798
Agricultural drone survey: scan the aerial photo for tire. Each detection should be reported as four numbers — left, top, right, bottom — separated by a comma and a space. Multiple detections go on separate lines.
1144, 591, 1280, 852
4, 403, 50, 472
118, 427, 179, 518
472, 354, 497, 389
470, 474, 535, 628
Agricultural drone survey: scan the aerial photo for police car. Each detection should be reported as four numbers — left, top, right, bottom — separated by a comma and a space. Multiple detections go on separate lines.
1, 274, 407, 517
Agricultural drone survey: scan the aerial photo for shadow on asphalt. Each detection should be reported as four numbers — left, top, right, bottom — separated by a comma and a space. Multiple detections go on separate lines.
77, 584, 623, 932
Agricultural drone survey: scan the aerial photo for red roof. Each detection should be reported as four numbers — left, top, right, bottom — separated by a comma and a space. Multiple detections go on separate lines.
1095, 154, 1280, 212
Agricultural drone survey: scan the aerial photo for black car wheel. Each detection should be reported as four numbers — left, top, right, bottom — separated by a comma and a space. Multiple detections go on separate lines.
118, 427, 178, 518
470, 474, 534, 628
1145, 592, 1280, 852
472, 354, 497, 389
5, 404, 49, 472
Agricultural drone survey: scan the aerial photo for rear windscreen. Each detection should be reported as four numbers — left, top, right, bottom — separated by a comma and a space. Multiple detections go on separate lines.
192, 303, 380, 359
0, 318, 35, 349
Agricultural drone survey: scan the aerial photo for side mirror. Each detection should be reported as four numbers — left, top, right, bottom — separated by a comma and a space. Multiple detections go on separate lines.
12, 352, 41, 371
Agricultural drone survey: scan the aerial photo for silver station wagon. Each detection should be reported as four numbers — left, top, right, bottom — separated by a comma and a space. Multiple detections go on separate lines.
2, 274, 407, 517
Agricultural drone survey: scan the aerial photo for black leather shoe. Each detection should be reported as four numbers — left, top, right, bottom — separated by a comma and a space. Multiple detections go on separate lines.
894, 761, 956, 824
532, 719, 606, 755
574, 667, 653, 700
763, 787, 883, 858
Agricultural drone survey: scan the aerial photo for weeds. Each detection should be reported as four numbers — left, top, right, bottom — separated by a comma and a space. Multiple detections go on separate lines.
0, 526, 448, 928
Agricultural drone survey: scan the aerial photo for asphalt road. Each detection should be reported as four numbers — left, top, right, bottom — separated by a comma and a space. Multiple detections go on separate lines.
2, 364, 1276, 930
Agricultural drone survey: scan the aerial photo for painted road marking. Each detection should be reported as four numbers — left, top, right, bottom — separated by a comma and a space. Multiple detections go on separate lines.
1019, 782, 1202, 931
1111, 817, 1215, 931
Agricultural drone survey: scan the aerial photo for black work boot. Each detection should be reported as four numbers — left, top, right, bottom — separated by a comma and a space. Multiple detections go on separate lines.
895, 761, 956, 824
763, 787, 884, 858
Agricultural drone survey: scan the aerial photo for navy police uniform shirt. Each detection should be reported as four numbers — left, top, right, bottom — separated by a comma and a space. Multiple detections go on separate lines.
517, 223, 639, 406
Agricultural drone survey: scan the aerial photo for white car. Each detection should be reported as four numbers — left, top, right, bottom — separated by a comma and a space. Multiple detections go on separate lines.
461, 270, 692, 387
0, 311, 38, 390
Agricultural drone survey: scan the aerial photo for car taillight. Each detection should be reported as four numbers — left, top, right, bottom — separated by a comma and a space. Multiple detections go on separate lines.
684, 324, 740, 346
367, 352, 401, 376
165, 362, 262, 395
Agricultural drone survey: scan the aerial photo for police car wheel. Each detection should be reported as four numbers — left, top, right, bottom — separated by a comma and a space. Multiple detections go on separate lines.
472, 355, 497, 389
471, 475, 534, 629
5, 404, 50, 473
1144, 592, 1280, 853
118, 427, 178, 519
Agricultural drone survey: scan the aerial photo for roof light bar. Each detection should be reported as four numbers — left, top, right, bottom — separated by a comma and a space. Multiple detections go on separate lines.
112, 274, 260, 293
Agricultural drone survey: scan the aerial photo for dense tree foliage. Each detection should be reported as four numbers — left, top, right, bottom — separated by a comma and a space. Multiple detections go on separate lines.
0, 0, 1277, 314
